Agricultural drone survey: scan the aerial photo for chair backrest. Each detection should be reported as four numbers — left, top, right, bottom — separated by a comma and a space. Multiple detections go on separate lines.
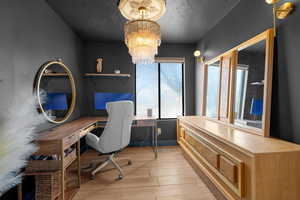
98, 101, 134, 153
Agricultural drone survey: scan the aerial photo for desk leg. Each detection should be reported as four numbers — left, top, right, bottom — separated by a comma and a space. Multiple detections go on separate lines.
61, 144, 65, 200
77, 141, 81, 187
17, 183, 22, 200
152, 125, 155, 152
154, 121, 158, 159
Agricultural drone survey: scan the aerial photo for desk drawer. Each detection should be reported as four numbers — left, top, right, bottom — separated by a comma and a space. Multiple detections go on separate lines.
135, 120, 155, 127
26, 149, 77, 172
80, 124, 96, 138
63, 133, 79, 149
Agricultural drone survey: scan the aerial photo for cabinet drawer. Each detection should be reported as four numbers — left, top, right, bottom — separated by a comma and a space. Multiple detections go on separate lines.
181, 127, 245, 198
185, 133, 219, 169
220, 155, 238, 184
179, 127, 185, 139
63, 133, 79, 149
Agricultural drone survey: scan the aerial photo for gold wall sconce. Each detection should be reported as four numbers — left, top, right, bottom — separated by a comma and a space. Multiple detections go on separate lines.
194, 50, 205, 63
266, 0, 294, 36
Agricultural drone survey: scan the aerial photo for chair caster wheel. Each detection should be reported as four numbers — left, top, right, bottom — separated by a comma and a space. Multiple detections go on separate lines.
91, 175, 96, 180
128, 160, 132, 165
116, 175, 123, 180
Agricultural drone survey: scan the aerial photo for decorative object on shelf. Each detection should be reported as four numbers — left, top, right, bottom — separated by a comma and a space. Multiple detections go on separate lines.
96, 58, 103, 73
118, 0, 166, 64
0, 93, 45, 195
147, 108, 153, 117
114, 69, 121, 74
265, 0, 294, 36
193, 50, 205, 63
44, 69, 53, 74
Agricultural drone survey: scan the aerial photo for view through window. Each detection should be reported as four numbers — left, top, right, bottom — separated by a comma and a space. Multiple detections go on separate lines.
136, 62, 184, 119
206, 64, 220, 118
234, 66, 249, 120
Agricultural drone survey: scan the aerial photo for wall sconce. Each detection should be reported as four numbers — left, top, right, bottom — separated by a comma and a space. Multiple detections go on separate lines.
194, 50, 205, 63
266, 0, 294, 36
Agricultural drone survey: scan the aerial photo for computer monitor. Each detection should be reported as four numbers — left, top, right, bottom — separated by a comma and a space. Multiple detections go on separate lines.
44, 93, 68, 111
94, 92, 133, 110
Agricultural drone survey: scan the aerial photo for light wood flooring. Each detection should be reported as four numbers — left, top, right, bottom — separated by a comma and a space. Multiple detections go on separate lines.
73, 146, 216, 200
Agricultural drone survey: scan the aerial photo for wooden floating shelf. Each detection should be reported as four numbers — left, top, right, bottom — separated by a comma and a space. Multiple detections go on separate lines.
43, 73, 68, 77
84, 73, 131, 78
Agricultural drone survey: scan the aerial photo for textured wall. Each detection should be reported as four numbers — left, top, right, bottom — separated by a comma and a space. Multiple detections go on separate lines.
0, 0, 84, 132
195, 0, 300, 144
0, 0, 86, 198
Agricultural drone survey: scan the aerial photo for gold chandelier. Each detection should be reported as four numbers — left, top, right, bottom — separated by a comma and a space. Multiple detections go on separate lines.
119, 0, 166, 64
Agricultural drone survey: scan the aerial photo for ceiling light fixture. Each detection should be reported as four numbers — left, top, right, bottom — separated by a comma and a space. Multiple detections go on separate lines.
119, 0, 166, 64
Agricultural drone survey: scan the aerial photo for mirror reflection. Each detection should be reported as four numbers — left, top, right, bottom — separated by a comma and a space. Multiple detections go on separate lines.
205, 60, 220, 118
36, 61, 76, 123
234, 40, 266, 129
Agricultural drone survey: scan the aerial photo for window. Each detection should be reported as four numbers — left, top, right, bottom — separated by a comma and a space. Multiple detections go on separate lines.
136, 63, 159, 118
136, 61, 184, 119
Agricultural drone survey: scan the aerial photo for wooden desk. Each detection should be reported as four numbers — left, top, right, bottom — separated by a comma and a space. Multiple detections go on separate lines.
26, 116, 158, 200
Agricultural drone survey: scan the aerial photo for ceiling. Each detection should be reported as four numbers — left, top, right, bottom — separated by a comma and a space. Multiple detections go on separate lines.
47, 0, 240, 44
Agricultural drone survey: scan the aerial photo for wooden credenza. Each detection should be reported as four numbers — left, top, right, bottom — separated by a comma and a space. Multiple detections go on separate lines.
177, 116, 300, 200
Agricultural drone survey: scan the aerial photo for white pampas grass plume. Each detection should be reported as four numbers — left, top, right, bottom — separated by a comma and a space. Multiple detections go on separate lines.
0, 93, 45, 196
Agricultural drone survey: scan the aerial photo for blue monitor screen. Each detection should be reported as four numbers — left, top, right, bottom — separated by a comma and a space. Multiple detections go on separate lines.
94, 92, 133, 110
44, 93, 68, 111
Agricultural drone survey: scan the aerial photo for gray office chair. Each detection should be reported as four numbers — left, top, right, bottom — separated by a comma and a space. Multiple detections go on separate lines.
85, 101, 134, 180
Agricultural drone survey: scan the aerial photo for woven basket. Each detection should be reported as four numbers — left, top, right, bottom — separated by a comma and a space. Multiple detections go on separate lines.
35, 171, 61, 200
35, 169, 78, 200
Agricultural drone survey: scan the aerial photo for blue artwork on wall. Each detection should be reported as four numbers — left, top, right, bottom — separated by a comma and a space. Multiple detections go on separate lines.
94, 92, 133, 110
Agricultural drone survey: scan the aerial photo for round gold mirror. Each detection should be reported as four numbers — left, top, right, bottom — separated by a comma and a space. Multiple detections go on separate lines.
34, 60, 76, 124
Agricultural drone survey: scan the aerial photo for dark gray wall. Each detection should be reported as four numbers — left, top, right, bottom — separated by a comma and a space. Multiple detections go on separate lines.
195, 0, 300, 144
0, 0, 84, 132
82, 42, 196, 143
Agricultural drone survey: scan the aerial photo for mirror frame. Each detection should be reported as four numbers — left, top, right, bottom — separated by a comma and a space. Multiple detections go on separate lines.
201, 29, 274, 137
201, 57, 222, 119
34, 60, 76, 124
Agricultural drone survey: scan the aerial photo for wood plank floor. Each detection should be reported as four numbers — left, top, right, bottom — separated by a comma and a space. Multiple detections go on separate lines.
73, 146, 216, 200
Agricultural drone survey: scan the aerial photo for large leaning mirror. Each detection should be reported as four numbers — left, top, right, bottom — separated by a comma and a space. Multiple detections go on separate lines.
234, 40, 266, 129
34, 60, 76, 124
201, 29, 274, 137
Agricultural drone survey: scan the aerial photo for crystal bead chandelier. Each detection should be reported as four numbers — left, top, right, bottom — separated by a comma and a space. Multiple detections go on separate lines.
118, 0, 166, 64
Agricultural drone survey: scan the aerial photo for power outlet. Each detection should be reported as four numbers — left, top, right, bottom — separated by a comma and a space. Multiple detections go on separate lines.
157, 128, 162, 136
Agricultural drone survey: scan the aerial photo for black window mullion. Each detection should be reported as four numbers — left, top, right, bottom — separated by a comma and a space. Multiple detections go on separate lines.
158, 62, 161, 119
134, 64, 137, 115
182, 63, 185, 116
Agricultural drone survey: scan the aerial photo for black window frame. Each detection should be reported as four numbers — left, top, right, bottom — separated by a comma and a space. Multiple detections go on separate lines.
134, 61, 185, 120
